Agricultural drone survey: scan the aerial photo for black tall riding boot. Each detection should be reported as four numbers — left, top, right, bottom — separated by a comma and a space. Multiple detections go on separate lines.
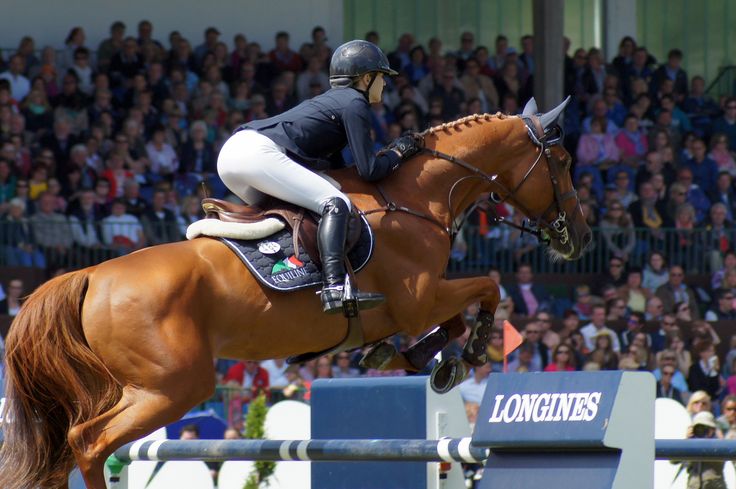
318, 197, 384, 314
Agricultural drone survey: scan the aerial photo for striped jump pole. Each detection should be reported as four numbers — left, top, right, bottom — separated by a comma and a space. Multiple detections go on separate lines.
111, 436, 736, 464
113, 437, 488, 463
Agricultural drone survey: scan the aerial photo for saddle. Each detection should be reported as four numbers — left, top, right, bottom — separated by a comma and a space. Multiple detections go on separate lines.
201, 197, 363, 265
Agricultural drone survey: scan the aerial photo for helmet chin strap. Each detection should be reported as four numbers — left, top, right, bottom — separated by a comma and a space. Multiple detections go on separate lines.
365, 72, 379, 93
351, 73, 378, 101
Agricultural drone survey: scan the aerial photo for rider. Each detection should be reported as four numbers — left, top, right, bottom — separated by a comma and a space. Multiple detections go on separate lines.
217, 40, 422, 314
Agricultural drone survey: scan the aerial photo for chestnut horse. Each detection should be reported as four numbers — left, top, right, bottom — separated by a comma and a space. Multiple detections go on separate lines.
0, 98, 590, 489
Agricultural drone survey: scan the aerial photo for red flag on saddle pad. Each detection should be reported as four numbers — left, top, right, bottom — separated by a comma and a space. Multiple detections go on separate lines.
503, 320, 523, 373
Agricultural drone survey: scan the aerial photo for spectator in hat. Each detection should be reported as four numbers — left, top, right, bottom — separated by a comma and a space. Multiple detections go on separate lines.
678, 411, 727, 487
586, 329, 620, 370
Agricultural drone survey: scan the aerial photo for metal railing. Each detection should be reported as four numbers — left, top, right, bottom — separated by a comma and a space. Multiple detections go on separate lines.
450, 225, 728, 275
705, 65, 736, 99
0, 219, 728, 275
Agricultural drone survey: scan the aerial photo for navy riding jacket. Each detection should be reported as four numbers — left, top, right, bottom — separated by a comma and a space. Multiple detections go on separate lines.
238, 87, 400, 181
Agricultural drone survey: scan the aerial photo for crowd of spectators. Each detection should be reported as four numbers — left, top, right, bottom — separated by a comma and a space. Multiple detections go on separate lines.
0, 23, 732, 278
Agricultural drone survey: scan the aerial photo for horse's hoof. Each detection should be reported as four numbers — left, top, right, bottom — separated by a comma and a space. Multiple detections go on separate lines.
429, 357, 467, 394
359, 342, 397, 370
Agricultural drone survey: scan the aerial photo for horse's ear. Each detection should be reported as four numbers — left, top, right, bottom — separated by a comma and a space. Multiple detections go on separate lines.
522, 97, 538, 116
539, 96, 572, 129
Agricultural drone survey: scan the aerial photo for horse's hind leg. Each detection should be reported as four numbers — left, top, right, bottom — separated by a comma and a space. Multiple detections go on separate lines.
68, 375, 214, 489
361, 315, 466, 371
404, 315, 466, 368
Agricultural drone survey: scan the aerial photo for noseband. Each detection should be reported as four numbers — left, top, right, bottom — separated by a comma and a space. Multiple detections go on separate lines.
364, 116, 579, 246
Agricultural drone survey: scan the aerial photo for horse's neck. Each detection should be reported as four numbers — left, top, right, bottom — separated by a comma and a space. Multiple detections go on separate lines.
389, 118, 524, 223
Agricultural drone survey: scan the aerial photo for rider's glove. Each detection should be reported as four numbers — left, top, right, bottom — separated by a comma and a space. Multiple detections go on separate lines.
380, 134, 424, 161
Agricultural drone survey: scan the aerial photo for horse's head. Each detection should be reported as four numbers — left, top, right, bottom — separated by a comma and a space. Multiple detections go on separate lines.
491, 97, 591, 260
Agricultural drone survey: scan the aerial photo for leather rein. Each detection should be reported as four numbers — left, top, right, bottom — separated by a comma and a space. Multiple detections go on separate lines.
362, 116, 580, 246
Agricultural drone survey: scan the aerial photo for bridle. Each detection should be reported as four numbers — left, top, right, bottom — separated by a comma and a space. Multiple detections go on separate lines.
364, 116, 580, 246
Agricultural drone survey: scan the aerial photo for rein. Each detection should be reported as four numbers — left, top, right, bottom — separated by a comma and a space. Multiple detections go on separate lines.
362, 117, 579, 245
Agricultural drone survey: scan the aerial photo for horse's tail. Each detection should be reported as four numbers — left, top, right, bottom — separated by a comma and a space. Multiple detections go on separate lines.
0, 270, 122, 489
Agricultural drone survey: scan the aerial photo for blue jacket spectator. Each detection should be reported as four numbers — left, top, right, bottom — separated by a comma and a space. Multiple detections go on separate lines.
506, 263, 551, 317
683, 76, 719, 136
659, 94, 692, 132
685, 138, 719, 194
713, 98, 736, 151
650, 49, 688, 99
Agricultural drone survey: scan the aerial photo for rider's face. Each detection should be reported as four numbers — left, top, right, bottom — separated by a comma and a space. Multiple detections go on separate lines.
367, 73, 385, 104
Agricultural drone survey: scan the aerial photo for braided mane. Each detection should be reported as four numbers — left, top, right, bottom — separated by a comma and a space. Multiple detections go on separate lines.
421, 112, 512, 137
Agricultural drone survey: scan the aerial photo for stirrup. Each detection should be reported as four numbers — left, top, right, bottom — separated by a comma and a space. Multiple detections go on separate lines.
319, 276, 384, 316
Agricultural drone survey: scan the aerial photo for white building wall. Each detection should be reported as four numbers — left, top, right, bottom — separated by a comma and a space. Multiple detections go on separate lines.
1, 0, 344, 52
603, 0, 638, 61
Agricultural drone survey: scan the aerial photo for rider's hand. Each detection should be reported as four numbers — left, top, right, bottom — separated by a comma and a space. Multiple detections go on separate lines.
388, 134, 423, 160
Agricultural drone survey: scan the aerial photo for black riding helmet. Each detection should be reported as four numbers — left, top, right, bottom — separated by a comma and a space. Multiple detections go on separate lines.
329, 40, 398, 89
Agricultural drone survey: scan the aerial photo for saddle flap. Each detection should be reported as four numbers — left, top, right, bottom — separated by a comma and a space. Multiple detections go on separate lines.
217, 211, 375, 292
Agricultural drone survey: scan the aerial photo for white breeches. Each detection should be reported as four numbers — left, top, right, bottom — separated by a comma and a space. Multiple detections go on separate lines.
217, 129, 350, 214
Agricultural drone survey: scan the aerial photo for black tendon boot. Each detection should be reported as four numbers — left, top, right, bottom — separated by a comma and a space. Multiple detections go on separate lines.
318, 198, 384, 314
462, 310, 494, 366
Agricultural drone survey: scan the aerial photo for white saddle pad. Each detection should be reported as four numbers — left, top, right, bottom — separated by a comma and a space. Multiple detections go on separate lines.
186, 218, 285, 240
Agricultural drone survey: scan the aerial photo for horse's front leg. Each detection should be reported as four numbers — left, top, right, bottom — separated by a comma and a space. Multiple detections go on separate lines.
424, 276, 500, 393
